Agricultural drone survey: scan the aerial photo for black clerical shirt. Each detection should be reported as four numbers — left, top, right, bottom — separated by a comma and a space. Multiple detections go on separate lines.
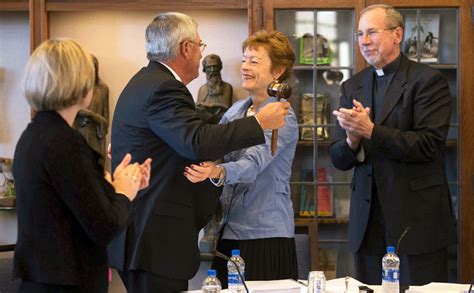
372, 55, 402, 121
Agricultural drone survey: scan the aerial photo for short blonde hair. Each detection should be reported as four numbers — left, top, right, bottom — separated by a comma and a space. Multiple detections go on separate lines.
22, 38, 95, 111
242, 30, 295, 82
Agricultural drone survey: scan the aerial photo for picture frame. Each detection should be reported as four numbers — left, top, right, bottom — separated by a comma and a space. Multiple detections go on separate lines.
403, 14, 440, 63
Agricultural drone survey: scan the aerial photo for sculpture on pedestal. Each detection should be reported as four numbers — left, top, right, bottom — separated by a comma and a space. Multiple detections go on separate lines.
196, 54, 233, 124
73, 55, 109, 168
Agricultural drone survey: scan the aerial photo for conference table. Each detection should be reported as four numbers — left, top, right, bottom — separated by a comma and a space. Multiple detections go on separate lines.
187, 277, 472, 292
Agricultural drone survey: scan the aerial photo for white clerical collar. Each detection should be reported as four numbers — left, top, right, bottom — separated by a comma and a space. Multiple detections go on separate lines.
375, 68, 385, 76
159, 62, 182, 82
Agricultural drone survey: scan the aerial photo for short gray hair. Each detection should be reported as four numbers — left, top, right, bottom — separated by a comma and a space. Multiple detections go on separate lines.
146, 12, 198, 62
361, 4, 404, 30
22, 38, 95, 111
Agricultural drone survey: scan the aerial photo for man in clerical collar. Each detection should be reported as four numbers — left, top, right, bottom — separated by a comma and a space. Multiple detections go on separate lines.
330, 4, 457, 287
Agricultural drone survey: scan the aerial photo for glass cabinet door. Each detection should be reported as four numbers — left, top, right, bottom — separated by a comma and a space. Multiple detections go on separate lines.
275, 9, 356, 279
399, 8, 460, 282
274, 6, 460, 281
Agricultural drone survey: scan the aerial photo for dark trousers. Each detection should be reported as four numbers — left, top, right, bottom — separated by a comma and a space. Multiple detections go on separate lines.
19, 281, 83, 293
354, 249, 448, 286
119, 270, 188, 293
354, 185, 448, 286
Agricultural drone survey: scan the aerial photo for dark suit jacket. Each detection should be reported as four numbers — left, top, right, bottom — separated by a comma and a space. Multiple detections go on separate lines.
109, 61, 265, 280
330, 55, 457, 255
13, 111, 133, 291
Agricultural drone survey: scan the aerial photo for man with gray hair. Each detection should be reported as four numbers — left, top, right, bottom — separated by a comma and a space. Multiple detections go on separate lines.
109, 12, 291, 292
331, 4, 457, 286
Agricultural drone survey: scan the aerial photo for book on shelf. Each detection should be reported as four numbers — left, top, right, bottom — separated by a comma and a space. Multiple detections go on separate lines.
298, 33, 333, 65
298, 168, 334, 217
0, 158, 15, 206
300, 93, 330, 141
403, 14, 440, 63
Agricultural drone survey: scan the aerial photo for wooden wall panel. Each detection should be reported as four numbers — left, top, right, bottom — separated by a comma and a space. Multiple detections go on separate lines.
248, 0, 263, 35
29, 0, 48, 52
0, 0, 28, 11
365, 0, 461, 7
459, 0, 474, 283
45, 0, 246, 11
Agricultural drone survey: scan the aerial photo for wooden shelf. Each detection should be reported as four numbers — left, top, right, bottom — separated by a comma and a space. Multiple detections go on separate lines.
199, 252, 214, 261
295, 217, 349, 225
431, 64, 457, 70
297, 140, 331, 148
0, 244, 15, 252
0, 196, 15, 209
0, 207, 15, 211
0, 0, 28, 11
445, 139, 457, 149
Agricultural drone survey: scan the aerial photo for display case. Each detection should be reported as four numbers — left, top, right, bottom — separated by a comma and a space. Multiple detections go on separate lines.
398, 8, 460, 281
254, 0, 474, 282
260, 0, 365, 279
277, 8, 359, 279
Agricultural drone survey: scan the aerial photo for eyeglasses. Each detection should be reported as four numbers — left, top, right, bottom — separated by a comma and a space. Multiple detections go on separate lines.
185, 40, 207, 52
354, 27, 398, 41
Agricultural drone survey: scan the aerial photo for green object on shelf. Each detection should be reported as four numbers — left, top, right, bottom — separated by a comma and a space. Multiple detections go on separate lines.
299, 33, 334, 65
5, 181, 15, 197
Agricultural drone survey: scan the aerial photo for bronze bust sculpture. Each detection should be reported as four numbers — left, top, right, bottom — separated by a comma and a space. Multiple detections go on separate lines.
73, 55, 109, 168
196, 54, 233, 124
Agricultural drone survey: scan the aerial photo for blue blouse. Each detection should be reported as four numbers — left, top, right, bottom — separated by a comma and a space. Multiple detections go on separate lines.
219, 96, 298, 240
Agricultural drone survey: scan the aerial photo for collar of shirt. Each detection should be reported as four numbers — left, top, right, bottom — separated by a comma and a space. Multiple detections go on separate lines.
159, 62, 182, 82
239, 96, 279, 118
373, 54, 402, 77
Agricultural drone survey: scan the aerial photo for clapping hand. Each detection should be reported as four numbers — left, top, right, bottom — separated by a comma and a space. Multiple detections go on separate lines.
333, 99, 373, 149
138, 158, 152, 190
106, 154, 152, 201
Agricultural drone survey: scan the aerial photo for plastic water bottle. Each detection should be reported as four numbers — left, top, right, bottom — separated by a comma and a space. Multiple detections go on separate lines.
202, 269, 221, 293
382, 246, 400, 293
227, 249, 245, 293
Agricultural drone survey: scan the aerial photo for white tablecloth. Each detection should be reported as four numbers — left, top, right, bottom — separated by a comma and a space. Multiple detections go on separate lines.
189, 278, 471, 292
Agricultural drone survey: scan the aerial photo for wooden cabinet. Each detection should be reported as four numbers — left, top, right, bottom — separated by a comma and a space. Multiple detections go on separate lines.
250, 0, 474, 283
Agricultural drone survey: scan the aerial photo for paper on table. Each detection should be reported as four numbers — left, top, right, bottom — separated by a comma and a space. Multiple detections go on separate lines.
406, 282, 472, 293
324, 277, 367, 292
245, 279, 303, 293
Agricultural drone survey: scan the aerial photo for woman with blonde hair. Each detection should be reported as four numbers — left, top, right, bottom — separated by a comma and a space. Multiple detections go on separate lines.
13, 38, 151, 292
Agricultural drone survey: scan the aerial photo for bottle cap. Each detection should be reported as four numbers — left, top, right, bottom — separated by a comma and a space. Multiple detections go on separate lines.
231, 249, 240, 256
387, 246, 395, 253
207, 269, 217, 276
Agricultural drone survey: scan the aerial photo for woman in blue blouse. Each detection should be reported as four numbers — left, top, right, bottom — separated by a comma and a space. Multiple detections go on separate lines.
184, 30, 298, 286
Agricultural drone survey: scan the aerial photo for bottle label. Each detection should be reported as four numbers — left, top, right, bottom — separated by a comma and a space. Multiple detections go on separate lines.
228, 273, 243, 285
382, 268, 399, 282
